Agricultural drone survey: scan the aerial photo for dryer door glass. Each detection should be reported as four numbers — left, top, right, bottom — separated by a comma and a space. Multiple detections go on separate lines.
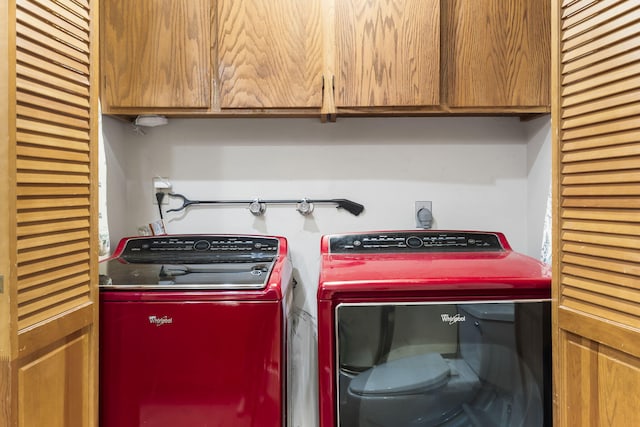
335, 301, 551, 427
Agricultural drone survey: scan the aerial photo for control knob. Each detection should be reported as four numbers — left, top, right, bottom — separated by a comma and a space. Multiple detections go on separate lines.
406, 236, 423, 248
193, 240, 211, 251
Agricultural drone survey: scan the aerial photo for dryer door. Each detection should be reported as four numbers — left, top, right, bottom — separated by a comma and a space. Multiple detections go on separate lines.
335, 301, 551, 427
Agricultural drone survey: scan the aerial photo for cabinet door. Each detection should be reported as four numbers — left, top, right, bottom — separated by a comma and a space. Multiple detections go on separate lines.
335, 0, 440, 108
447, 0, 549, 108
102, 0, 210, 110
217, 0, 323, 109
552, 0, 640, 425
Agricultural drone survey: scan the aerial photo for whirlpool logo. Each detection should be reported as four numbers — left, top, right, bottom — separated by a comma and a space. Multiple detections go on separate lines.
148, 315, 173, 326
441, 313, 466, 325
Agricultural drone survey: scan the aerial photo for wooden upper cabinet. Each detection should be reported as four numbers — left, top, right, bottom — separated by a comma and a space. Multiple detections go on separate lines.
99, 0, 551, 116
334, 0, 440, 108
217, 0, 323, 109
101, 0, 211, 111
446, 0, 550, 109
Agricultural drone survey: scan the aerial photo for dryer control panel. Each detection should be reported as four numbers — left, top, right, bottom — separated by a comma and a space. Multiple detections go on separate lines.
328, 231, 505, 253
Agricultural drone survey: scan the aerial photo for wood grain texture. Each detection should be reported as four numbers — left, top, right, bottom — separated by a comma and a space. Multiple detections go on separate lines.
335, 0, 439, 107
553, 0, 640, 424
3, 0, 99, 424
18, 334, 89, 427
321, 0, 337, 120
559, 330, 640, 426
15, 0, 95, 334
0, 0, 14, 424
102, 0, 210, 109
561, 333, 598, 426
217, 0, 323, 109
447, 0, 550, 107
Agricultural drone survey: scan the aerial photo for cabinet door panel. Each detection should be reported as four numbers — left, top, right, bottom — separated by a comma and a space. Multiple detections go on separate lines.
102, 0, 210, 109
447, 0, 550, 108
19, 333, 90, 427
560, 332, 640, 426
335, 0, 440, 108
217, 0, 323, 109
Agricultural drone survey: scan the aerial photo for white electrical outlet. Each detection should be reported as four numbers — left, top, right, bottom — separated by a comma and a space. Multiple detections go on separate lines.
152, 177, 171, 205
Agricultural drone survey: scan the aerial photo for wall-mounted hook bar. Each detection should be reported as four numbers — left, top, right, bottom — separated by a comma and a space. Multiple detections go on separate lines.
165, 193, 364, 216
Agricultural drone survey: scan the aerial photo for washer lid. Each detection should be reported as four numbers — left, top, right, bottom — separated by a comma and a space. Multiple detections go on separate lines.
348, 353, 450, 396
100, 261, 274, 290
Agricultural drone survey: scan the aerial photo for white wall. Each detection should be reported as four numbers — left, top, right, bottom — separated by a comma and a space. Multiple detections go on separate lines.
524, 116, 552, 259
102, 116, 128, 246
101, 115, 551, 427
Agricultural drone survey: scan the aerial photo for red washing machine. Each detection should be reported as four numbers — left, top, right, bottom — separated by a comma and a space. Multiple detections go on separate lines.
317, 231, 551, 427
99, 235, 292, 427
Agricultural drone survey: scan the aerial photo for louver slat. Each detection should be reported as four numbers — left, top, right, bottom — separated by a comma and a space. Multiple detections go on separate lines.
17, 145, 90, 162
562, 183, 640, 196
563, 90, 640, 120
562, 147, 639, 164
16, 9, 88, 53
22, 0, 90, 37
18, 273, 90, 303
17, 92, 90, 120
562, 209, 640, 223
562, 171, 640, 185
18, 240, 90, 263
17, 131, 89, 152
561, 0, 598, 19
562, 103, 640, 129
16, 37, 88, 74
562, 220, 640, 236
16, 63, 89, 98
17, 293, 91, 329
562, 76, 640, 108
562, 3, 640, 48
563, 230, 640, 249
15, 263, 88, 290
563, 19, 639, 65
563, 265, 639, 290
17, 230, 90, 252
562, 130, 640, 151
17, 251, 90, 279
562, 197, 640, 209
562, 35, 639, 76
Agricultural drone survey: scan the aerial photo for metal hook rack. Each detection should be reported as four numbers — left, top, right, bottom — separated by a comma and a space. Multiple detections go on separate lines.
164, 193, 365, 217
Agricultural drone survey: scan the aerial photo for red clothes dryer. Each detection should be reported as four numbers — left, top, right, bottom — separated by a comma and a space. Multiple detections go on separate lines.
99, 235, 293, 427
317, 230, 551, 427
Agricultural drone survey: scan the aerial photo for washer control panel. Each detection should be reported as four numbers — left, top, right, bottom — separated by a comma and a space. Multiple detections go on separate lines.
329, 232, 504, 253
119, 235, 279, 263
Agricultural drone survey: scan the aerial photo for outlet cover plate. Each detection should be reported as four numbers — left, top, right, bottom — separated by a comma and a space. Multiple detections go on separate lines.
415, 201, 433, 228
152, 177, 171, 204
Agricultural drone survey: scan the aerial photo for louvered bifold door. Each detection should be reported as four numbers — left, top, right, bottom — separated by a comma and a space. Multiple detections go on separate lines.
553, 0, 640, 425
11, 0, 98, 425
16, 0, 94, 330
